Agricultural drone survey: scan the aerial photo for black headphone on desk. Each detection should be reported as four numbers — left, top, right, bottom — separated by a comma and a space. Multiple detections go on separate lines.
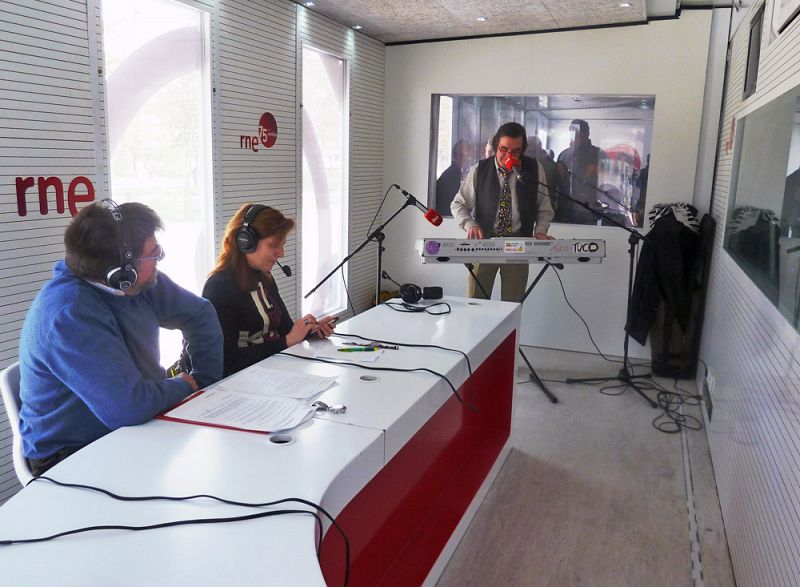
235, 204, 269, 254
382, 271, 443, 304
101, 199, 138, 291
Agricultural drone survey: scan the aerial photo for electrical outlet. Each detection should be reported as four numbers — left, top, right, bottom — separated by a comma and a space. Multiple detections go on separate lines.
702, 366, 714, 421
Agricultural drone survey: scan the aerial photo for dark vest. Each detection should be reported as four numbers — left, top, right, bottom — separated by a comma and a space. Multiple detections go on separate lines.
475, 155, 540, 237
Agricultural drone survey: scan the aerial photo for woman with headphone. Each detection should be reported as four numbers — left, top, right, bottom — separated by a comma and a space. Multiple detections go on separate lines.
202, 203, 336, 377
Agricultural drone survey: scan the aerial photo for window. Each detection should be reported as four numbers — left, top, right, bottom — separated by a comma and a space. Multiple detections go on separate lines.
301, 45, 349, 316
102, 0, 214, 366
429, 94, 655, 228
744, 6, 764, 99
724, 83, 800, 330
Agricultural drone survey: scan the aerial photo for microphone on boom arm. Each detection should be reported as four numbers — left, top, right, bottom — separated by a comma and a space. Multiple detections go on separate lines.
392, 184, 443, 226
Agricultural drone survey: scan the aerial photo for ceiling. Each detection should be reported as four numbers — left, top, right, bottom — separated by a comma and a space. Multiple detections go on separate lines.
292, 0, 734, 44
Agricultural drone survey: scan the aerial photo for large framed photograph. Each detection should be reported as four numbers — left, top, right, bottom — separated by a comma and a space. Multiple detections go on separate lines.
428, 94, 656, 228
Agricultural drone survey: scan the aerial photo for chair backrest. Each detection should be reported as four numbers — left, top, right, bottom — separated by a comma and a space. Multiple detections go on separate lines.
0, 362, 33, 485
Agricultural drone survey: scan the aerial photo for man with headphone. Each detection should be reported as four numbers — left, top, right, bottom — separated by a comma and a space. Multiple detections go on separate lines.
17, 200, 223, 476
451, 122, 555, 302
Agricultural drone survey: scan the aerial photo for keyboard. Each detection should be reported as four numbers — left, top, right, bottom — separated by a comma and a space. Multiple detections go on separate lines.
420, 238, 606, 264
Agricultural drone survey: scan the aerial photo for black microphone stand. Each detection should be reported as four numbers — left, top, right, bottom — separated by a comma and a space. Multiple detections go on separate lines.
304, 191, 419, 306
517, 165, 657, 408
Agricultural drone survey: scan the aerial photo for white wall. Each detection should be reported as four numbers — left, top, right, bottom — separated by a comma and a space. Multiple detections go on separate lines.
382, 11, 714, 358
700, 0, 800, 584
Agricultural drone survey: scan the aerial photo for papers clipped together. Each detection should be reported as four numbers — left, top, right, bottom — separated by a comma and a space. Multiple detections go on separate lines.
161, 365, 338, 434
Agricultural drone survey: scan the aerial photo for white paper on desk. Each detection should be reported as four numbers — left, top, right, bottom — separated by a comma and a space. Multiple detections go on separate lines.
164, 389, 315, 432
213, 364, 337, 400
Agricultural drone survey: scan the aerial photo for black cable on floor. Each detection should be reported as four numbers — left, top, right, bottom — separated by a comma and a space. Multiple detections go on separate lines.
549, 266, 649, 369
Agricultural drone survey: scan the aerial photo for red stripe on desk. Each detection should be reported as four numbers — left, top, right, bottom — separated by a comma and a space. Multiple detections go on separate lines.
321, 330, 515, 587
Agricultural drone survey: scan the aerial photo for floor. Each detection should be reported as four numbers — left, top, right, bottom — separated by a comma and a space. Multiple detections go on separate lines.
436, 346, 736, 587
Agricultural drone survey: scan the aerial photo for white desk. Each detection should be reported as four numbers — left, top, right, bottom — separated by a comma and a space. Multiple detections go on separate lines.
0, 297, 520, 586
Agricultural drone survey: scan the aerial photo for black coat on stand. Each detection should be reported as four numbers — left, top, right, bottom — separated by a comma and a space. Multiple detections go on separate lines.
627, 209, 701, 346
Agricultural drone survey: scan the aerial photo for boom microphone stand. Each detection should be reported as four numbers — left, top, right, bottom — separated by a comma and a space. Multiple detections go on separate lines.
515, 164, 657, 408
304, 186, 431, 306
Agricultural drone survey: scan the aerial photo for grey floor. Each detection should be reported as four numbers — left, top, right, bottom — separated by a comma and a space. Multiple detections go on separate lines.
437, 347, 736, 587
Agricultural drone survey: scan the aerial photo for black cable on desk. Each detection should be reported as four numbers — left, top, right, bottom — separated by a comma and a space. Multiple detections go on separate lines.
2, 476, 351, 587
331, 332, 473, 376
382, 300, 452, 315
280, 352, 476, 413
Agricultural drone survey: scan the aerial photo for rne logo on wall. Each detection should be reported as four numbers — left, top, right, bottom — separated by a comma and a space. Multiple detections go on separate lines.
15, 176, 95, 217
240, 112, 278, 152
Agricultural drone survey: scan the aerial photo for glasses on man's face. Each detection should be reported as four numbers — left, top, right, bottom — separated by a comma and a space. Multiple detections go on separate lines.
137, 244, 165, 263
498, 146, 523, 157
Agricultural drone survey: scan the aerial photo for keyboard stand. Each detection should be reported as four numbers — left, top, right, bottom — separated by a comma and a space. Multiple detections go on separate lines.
466, 262, 560, 403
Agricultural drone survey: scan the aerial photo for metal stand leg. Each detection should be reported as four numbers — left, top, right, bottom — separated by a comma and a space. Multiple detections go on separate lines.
565, 234, 657, 408
466, 262, 560, 403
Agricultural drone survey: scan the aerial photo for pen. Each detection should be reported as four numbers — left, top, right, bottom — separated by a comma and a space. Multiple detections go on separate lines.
342, 342, 398, 350
337, 347, 378, 352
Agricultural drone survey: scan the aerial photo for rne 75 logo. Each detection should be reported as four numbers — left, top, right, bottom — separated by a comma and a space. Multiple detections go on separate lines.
240, 112, 278, 152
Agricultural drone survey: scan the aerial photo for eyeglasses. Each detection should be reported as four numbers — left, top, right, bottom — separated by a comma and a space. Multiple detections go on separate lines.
498, 146, 523, 157
137, 244, 165, 263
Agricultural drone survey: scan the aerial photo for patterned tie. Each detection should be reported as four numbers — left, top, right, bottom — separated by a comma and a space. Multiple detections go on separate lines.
497, 167, 513, 236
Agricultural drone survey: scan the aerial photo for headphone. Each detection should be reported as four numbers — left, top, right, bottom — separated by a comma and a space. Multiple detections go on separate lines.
235, 204, 270, 254
101, 199, 138, 291
235, 205, 293, 277
401, 285, 443, 304
382, 271, 443, 304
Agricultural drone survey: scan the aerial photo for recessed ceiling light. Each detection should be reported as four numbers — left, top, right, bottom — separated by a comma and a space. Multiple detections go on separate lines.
352, 24, 362, 30
304, 1, 314, 6
476, 16, 487, 22
619, 2, 632, 7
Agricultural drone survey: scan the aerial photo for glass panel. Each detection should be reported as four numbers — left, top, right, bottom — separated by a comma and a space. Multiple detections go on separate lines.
302, 46, 349, 316
724, 86, 800, 330
102, 0, 214, 366
429, 94, 655, 228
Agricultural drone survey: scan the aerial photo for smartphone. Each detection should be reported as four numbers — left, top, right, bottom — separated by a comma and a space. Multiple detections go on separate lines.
312, 315, 339, 332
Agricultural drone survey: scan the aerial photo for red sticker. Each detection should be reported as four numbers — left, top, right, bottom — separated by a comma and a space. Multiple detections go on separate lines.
258, 112, 278, 148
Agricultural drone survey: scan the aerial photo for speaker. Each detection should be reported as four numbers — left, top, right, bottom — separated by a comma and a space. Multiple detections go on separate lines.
101, 199, 138, 291
235, 205, 270, 254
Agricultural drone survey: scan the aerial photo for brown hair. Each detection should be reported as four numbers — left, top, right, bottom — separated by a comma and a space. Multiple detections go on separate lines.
491, 122, 528, 154
65, 201, 163, 282
211, 203, 295, 291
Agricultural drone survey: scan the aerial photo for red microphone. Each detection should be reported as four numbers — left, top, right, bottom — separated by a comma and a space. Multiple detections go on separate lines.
393, 184, 443, 226
504, 155, 524, 182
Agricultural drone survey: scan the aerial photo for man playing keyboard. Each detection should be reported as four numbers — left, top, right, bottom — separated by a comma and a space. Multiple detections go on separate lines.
451, 122, 555, 302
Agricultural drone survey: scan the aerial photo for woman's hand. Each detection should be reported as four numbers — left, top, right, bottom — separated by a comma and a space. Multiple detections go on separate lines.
286, 314, 316, 346
312, 315, 337, 339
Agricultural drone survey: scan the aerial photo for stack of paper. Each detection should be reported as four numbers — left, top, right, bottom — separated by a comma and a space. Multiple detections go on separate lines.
161, 365, 338, 434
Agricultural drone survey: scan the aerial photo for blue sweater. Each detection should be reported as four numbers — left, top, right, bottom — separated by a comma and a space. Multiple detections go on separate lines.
18, 261, 223, 459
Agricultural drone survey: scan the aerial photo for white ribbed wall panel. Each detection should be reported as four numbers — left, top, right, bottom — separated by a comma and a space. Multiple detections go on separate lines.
700, 1, 800, 585
0, 0, 102, 501
0, 0, 384, 504
297, 6, 385, 314
214, 0, 300, 314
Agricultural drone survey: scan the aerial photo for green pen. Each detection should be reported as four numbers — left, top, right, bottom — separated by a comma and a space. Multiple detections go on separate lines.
337, 347, 378, 352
